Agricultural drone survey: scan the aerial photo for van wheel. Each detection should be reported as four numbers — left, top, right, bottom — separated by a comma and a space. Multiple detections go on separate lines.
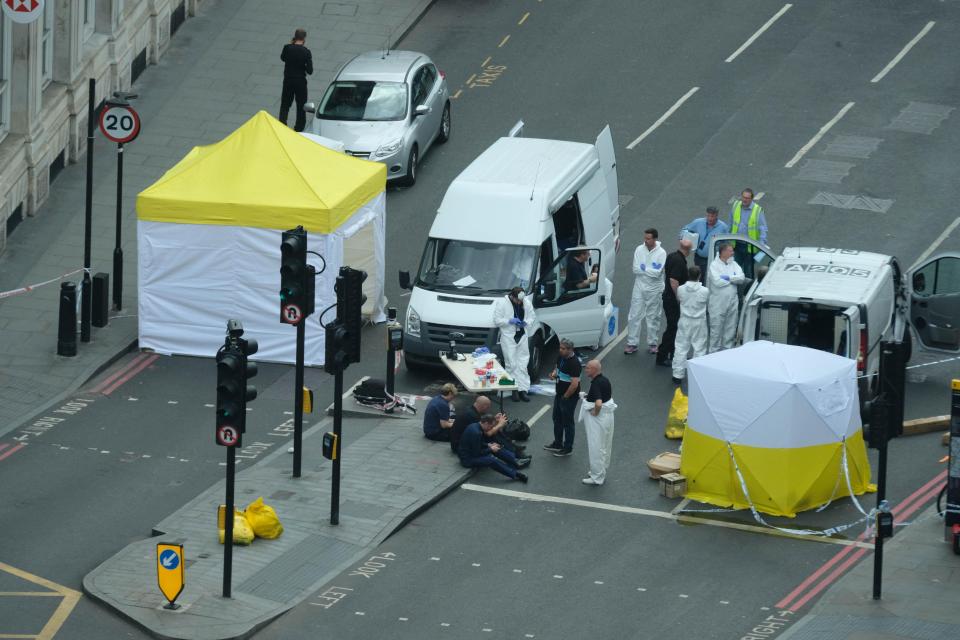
527, 333, 545, 382
400, 146, 418, 187
405, 356, 428, 374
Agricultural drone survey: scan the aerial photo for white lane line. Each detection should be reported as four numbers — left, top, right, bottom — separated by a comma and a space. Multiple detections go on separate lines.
462, 484, 874, 548
871, 21, 935, 83
596, 328, 629, 362
526, 404, 550, 426
626, 87, 700, 150
784, 102, 855, 168
671, 497, 691, 515
908, 216, 960, 271
725, 4, 793, 63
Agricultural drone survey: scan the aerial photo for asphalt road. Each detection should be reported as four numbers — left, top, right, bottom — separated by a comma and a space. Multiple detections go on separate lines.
2, 0, 959, 639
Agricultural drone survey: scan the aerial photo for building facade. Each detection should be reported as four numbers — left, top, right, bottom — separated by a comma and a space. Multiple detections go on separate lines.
0, 0, 202, 255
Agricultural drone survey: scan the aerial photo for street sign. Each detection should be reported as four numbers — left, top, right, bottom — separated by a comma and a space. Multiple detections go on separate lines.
156, 543, 184, 608
282, 303, 303, 325
1, 0, 44, 24
98, 104, 141, 144
216, 424, 240, 447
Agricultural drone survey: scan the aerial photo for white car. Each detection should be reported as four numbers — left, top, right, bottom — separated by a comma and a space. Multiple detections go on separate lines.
305, 50, 450, 186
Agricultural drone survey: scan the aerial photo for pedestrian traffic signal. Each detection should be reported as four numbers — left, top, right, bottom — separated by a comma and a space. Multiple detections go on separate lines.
280, 226, 308, 324
324, 321, 348, 374
339, 267, 367, 364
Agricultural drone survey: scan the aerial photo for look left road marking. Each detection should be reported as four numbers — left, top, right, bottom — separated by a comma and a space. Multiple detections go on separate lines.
871, 21, 935, 83
0, 561, 81, 640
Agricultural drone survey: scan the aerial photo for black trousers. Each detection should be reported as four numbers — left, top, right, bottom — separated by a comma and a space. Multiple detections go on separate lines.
693, 255, 707, 284
657, 296, 680, 363
279, 77, 308, 132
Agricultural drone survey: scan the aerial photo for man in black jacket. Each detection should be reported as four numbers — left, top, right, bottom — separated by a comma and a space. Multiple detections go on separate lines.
279, 28, 313, 132
459, 415, 529, 482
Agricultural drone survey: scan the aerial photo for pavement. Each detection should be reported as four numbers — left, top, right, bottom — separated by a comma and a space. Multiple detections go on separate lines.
778, 506, 960, 640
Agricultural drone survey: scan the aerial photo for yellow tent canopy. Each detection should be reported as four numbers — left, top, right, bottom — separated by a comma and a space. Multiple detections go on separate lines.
136, 110, 386, 233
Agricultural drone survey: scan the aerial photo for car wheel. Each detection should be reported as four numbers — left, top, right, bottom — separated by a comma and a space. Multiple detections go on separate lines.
527, 332, 544, 382
400, 145, 418, 187
437, 102, 451, 144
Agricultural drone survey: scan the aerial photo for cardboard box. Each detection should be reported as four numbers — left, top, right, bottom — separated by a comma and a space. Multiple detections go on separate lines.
660, 472, 687, 498
647, 451, 681, 479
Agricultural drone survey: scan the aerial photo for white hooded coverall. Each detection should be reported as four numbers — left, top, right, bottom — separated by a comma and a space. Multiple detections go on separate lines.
708, 255, 745, 352
626, 241, 667, 347
493, 293, 537, 392
578, 398, 618, 484
673, 281, 709, 380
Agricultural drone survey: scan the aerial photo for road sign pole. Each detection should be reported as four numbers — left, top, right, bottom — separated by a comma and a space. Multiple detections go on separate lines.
113, 142, 124, 310
82, 78, 94, 343
222, 445, 235, 598
293, 319, 305, 478
331, 367, 343, 525
873, 428, 888, 600
946, 380, 960, 548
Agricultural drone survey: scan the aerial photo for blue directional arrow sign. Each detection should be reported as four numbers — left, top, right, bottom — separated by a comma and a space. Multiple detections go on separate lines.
156, 543, 184, 606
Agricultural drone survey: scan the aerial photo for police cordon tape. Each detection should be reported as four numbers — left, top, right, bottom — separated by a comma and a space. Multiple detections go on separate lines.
0, 267, 88, 300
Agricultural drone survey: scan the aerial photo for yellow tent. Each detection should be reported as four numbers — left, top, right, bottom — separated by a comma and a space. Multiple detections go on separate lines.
135, 111, 387, 365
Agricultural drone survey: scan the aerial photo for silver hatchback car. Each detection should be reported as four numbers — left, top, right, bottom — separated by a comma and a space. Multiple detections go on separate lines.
305, 50, 450, 186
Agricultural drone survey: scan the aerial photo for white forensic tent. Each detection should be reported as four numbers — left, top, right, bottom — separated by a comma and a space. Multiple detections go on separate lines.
136, 110, 387, 365
680, 341, 873, 518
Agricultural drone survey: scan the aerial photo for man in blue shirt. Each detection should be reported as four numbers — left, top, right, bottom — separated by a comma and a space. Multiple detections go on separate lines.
458, 414, 529, 482
423, 383, 457, 442
680, 206, 729, 283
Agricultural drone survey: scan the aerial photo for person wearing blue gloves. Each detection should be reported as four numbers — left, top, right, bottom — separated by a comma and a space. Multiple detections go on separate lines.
493, 286, 538, 402
624, 229, 667, 355
680, 206, 729, 283
708, 243, 745, 352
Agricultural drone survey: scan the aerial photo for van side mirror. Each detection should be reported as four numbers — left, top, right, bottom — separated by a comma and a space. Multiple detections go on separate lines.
399, 270, 412, 290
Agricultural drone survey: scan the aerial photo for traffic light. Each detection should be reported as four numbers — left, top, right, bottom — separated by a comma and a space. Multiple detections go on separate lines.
324, 321, 348, 374
339, 267, 367, 364
215, 324, 258, 447
280, 226, 308, 324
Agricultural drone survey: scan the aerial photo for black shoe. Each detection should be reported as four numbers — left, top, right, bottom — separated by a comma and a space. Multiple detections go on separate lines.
515, 472, 529, 483
513, 445, 527, 457
518, 391, 530, 402
553, 448, 573, 457
671, 377, 682, 385
543, 442, 564, 452
516, 456, 532, 468
656, 358, 673, 367
511, 390, 520, 402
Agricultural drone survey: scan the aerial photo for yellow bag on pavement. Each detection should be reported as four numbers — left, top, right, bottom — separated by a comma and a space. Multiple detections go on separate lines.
218, 509, 255, 546
664, 388, 688, 440
245, 497, 284, 539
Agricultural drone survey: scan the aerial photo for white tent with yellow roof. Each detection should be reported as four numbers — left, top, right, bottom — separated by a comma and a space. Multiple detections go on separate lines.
136, 110, 387, 365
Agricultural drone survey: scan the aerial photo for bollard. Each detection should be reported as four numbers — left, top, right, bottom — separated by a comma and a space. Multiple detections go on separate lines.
92, 272, 109, 328
57, 282, 78, 356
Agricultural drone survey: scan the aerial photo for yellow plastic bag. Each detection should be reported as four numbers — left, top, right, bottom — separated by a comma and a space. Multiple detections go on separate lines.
218, 509, 255, 546
245, 497, 284, 539
664, 388, 688, 440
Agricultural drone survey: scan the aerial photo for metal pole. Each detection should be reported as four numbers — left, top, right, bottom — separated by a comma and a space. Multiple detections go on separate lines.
873, 434, 887, 600
385, 334, 396, 414
222, 445, 235, 598
331, 368, 343, 525
82, 78, 95, 343
293, 319, 305, 478
113, 142, 124, 310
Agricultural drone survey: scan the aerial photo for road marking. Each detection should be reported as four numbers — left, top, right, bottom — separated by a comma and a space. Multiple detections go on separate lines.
89, 353, 149, 393
518, 12, 530, 26
451, 88, 462, 100
527, 404, 550, 426
637, 587, 647, 591
498, 35, 510, 48
595, 328, 629, 361
0, 443, 25, 462
101, 353, 159, 395
553, 575, 563, 579
908, 216, 960, 271
671, 497, 691, 515
871, 21, 935, 83
0, 561, 81, 640
784, 102, 855, 168
626, 87, 699, 149
481, 56, 491, 67
725, 4, 793, 63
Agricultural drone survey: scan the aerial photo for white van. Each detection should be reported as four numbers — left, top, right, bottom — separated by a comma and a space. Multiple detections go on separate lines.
706, 233, 960, 406
399, 124, 621, 376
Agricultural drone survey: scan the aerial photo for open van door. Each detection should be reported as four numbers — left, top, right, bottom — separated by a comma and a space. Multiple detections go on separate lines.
907, 252, 960, 353
534, 247, 606, 347
595, 126, 620, 231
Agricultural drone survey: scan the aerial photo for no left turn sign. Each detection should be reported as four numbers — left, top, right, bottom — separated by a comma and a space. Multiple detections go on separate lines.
99, 104, 141, 144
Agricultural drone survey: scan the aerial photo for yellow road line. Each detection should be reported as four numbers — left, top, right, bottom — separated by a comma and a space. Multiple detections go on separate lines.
481, 56, 491, 67
466, 73, 477, 85
0, 634, 38, 638
498, 34, 510, 48
36, 592, 82, 640
518, 12, 530, 25
452, 89, 462, 100
0, 591, 61, 596
0, 561, 83, 640
0, 562, 80, 597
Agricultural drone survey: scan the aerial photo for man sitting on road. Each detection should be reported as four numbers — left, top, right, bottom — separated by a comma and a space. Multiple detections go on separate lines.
459, 414, 530, 482
423, 383, 457, 442
451, 395, 525, 458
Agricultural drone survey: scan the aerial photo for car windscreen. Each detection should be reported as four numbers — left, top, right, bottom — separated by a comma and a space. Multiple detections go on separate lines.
317, 81, 407, 121
416, 239, 538, 295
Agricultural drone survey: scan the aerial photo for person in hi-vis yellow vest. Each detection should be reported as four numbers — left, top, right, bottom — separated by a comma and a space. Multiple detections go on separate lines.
728, 187, 768, 278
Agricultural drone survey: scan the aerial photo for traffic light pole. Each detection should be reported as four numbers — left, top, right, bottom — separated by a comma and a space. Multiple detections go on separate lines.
222, 445, 235, 598
113, 142, 124, 311
872, 423, 888, 600
82, 78, 95, 343
331, 367, 343, 526
293, 319, 305, 478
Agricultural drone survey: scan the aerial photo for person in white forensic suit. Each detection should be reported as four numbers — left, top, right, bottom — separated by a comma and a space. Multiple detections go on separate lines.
672, 266, 710, 384
493, 286, 537, 402
708, 242, 745, 353
577, 359, 616, 485
624, 228, 667, 355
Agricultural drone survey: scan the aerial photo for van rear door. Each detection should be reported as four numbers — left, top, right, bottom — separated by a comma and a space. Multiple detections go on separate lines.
842, 304, 864, 369
594, 126, 620, 228
907, 252, 960, 353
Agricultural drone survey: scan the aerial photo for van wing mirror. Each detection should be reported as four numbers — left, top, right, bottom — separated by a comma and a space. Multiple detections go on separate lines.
399, 270, 412, 290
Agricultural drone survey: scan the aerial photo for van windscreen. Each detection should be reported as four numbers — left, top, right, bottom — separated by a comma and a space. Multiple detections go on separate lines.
416, 238, 538, 295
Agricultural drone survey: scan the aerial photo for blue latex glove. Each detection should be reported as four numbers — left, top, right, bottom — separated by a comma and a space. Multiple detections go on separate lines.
720, 275, 730, 282
651, 262, 662, 269
639, 263, 646, 272
509, 317, 522, 327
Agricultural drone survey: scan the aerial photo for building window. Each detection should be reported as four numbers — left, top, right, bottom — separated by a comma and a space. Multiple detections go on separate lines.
41, 2, 54, 86
83, 0, 96, 39
0, 17, 11, 142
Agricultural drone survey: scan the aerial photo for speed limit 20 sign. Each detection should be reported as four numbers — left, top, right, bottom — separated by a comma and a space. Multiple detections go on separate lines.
99, 104, 141, 143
